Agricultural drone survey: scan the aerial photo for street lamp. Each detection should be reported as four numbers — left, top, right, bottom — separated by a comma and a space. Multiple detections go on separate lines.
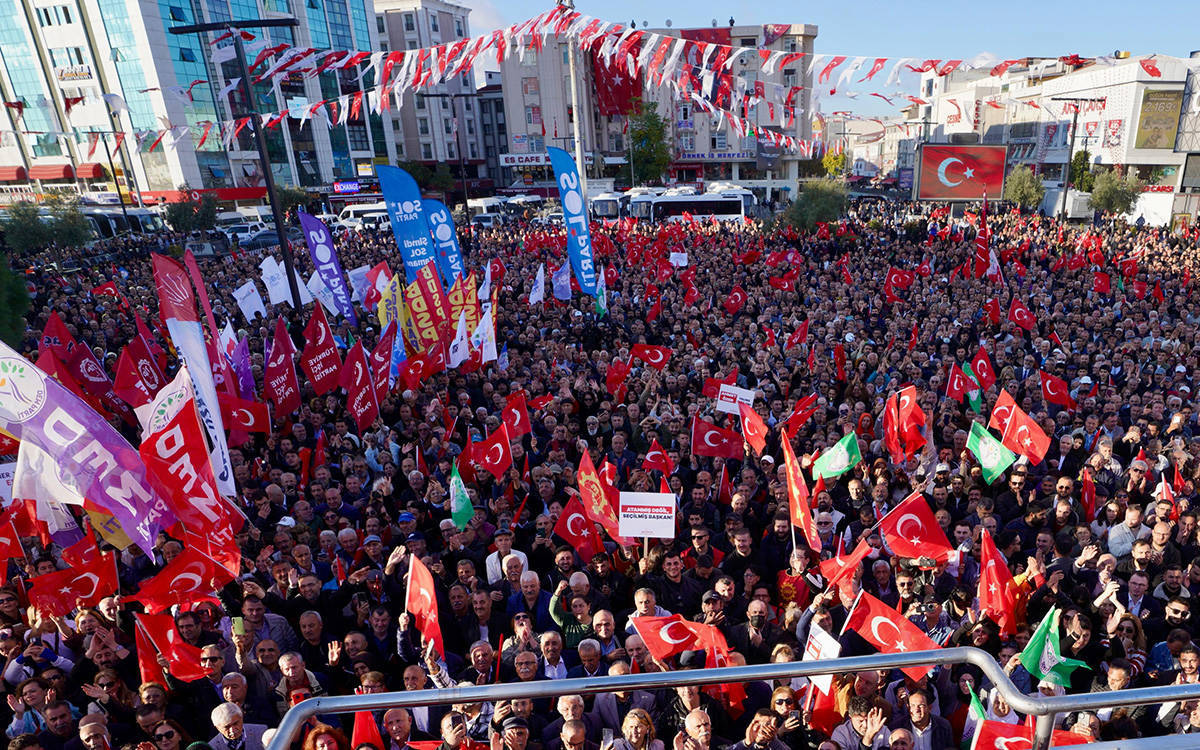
169, 17, 303, 309
422, 91, 479, 254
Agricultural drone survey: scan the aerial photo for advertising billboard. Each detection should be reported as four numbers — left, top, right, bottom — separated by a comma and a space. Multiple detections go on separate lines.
916, 144, 1007, 201
1134, 90, 1184, 149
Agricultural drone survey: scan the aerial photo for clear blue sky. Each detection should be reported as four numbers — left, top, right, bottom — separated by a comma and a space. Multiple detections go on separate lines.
464, 0, 1200, 116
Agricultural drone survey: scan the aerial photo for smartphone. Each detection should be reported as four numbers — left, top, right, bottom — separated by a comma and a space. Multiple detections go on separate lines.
451, 714, 467, 731
231, 617, 246, 636
601, 729, 613, 749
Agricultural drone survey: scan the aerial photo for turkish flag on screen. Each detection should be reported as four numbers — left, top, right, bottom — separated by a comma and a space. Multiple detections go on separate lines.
918, 145, 1006, 200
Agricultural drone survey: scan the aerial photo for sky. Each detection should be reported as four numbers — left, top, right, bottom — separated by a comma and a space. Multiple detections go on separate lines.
458, 0, 1200, 117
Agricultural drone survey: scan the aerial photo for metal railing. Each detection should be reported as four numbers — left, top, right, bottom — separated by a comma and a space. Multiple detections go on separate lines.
266, 647, 1200, 750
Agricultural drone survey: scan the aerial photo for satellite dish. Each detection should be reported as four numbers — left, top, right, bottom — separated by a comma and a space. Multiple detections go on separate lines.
665, 19, 672, 27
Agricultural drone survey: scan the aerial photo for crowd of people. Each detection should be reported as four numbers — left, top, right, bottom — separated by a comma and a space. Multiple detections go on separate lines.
4, 196, 1200, 750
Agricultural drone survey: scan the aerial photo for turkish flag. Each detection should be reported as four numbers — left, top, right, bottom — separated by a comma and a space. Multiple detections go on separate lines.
135, 612, 207, 681
29, 551, 118, 617
786, 320, 810, 350
135, 618, 167, 687
476, 424, 513, 480
114, 346, 154, 410
683, 285, 699, 306
405, 554, 444, 658
978, 529, 1018, 636
691, 416, 744, 459
630, 614, 705, 663
0, 515, 25, 562
990, 389, 1050, 465
882, 386, 925, 464
783, 393, 818, 436
1093, 271, 1111, 294
879, 491, 953, 562
630, 344, 672, 371
264, 317, 300, 415
738, 403, 768, 456
554, 496, 604, 562
369, 320, 397, 405
300, 304, 342, 395
984, 297, 1001, 325
1080, 468, 1097, 523
607, 358, 632, 396
1040, 371, 1076, 409
722, 286, 747, 315
971, 346, 997, 390
702, 368, 738, 398
132, 546, 234, 614
971, 720, 1083, 750
642, 438, 675, 476
340, 342, 379, 433
884, 267, 915, 290
217, 392, 271, 433
646, 297, 662, 323
768, 277, 795, 291
845, 592, 940, 680
946, 363, 971, 402
501, 391, 532, 437
916, 258, 933, 277
907, 322, 920, 352
819, 538, 871, 591
782, 434, 820, 549
529, 394, 554, 410
398, 351, 429, 391
917, 144, 1006, 200
1008, 298, 1037, 331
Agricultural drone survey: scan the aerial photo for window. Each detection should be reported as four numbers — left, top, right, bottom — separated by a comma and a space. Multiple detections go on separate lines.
677, 104, 692, 121
469, 142, 478, 159
678, 133, 695, 150
740, 37, 756, 47
416, 95, 425, 109
528, 135, 544, 151
611, 134, 623, 151
422, 143, 432, 159
454, 18, 464, 37
525, 105, 541, 125
521, 77, 539, 95
417, 117, 429, 135
712, 132, 727, 150
498, 122, 506, 136
375, 15, 384, 33
407, 40, 417, 49
783, 68, 795, 86
522, 49, 537, 66
496, 111, 504, 124
403, 13, 413, 31
485, 144, 495, 158
441, 98, 448, 110
447, 143, 455, 159
444, 119, 453, 134
787, 39, 797, 52
562, 46, 568, 65
483, 122, 492, 135
466, 119, 475, 135
429, 12, 437, 32
179, 47, 196, 62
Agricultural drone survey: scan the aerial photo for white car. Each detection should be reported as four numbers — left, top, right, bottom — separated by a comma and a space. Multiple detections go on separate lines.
472, 213, 504, 228
221, 222, 267, 243
544, 212, 564, 225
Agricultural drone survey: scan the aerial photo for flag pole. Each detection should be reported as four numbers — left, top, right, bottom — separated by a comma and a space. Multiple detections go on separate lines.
838, 589, 865, 638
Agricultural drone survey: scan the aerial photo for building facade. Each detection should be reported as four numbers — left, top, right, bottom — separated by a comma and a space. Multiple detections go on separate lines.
0, 0, 393, 205
476, 70, 509, 190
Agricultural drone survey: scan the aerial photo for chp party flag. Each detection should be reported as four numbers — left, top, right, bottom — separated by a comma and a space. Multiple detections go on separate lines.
0, 341, 175, 556
1018, 606, 1089, 687
547, 146, 598, 295
782, 434, 820, 549
405, 553, 444, 658
967, 422, 1016, 484
844, 591, 941, 680
811, 432, 862, 480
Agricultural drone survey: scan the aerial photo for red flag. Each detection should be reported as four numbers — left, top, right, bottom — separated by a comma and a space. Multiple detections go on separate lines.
1040, 371, 1076, 409
300, 304, 342, 395
646, 297, 662, 323
783, 393, 818, 435
630, 344, 672, 370
978, 530, 1018, 636
1157, 480, 1180, 522
990, 389, 1051, 465
1153, 280, 1164, 303
879, 491, 954, 562
907, 322, 920, 352
132, 543, 235, 613
0, 513, 24, 562
1080, 468, 1097, 523
630, 614, 705, 663
114, 346, 154, 410
264, 317, 300, 414
882, 386, 926, 464
642, 438, 675, 475
340, 342, 379, 433
834, 344, 846, 382
785, 320, 809, 350
1008, 298, 1037, 331
691, 416, 744, 459
1092, 271, 1111, 294
135, 612, 206, 680
819, 538, 871, 591
135, 619, 167, 687
577, 450, 629, 545
1139, 57, 1163, 77
738, 403, 767, 456
946, 363, 971, 402
716, 464, 733, 506
1175, 465, 1187, 495
984, 297, 1001, 325
406, 554, 444, 658
529, 394, 554, 410
553, 496, 604, 562
782, 434, 819, 549
503, 391, 532, 437
476, 424, 513, 480
702, 368, 739, 398
970, 346, 997, 390
722, 286, 747, 315
29, 551, 118, 617
845, 592, 940, 680
123, 333, 166, 396
369, 321, 396, 405
217, 392, 271, 433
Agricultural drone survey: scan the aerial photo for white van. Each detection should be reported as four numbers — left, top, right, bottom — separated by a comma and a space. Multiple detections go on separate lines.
337, 201, 388, 225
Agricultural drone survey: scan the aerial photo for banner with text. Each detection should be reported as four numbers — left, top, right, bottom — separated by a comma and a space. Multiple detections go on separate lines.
299, 211, 357, 326
377, 165, 436, 282
548, 146, 598, 295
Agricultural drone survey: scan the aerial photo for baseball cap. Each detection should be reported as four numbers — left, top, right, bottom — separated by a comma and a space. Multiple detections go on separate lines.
702, 590, 722, 604
501, 717, 529, 732
363, 535, 382, 545
397, 512, 416, 522
277, 516, 296, 528
935, 463, 950, 473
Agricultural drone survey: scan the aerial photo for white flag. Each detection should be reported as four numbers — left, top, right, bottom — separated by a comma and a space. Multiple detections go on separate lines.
529, 263, 545, 305
470, 308, 497, 363
447, 311, 470, 369
552, 262, 572, 301
233, 280, 267, 323
802, 622, 842, 694
479, 261, 493, 301
260, 256, 291, 306
15, 441, 86, 507
307, 272, 340, 318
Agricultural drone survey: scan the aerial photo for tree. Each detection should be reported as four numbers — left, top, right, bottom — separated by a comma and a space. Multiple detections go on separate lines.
0, 201, 52, 253
275, 185, 310, 217
1004, 165, 1045, 209
194, 194, 218, 230
822, 151, 846, 177
629, 96, 671, 185
784, 178, 848, 231
1089, 169, 1144, 217
1070, 150, 1096, 193
163, 199, 197, 233
43, 193, 91, 248
429, 165, 456, 192
0, 259, 29, 347
400, 161, 434, 188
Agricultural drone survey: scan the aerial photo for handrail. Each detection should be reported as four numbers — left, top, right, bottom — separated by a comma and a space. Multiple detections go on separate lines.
265, 647, 1200, 750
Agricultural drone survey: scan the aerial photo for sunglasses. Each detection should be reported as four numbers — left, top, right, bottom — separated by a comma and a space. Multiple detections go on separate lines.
97, 682, 116, 689
774, 698, 795, 705
155, 731, 176, 742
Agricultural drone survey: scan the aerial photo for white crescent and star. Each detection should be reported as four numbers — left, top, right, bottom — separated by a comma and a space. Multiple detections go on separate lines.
937, 157, 964, 187
992, 738, 1031, 750
170, 561, 209, 594
1015, 425, 1035, 449
72, 572, 101, 599
869, 616, 907, 651
234, 408, 253, 426
993, 404, 1013, 427
896, 513, 925, 545
644, 349, 665, 366
565, 513, 589, 538
703, 431, 724, 448
660, 620, 693, 645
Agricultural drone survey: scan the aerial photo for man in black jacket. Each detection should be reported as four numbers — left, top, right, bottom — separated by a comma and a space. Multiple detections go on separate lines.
723, 600, 785, 665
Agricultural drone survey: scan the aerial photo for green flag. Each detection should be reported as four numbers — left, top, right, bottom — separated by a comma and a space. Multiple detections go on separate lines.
1018, 606, 1090, 687
812, 432, 862, 480
961, 362, 983, 413
967, 422, 1016, 484
960, 683, 987, 750
449, 460, 473, 530
595, 267, 608, 317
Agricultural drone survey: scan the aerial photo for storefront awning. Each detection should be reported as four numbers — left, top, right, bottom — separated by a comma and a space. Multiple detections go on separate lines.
29, 164, 74, 180
76, 163, 105, 179
0, 166, 27, 181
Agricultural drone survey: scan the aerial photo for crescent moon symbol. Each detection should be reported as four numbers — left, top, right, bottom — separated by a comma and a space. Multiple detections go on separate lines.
993, 405, 1012, 426
660, 620, 693, 645
704, 430, 723, 448
171, 562, 207, 593
487, 444, 504, 466
566, 513, 588, 537
869, 616, 903, 648
937, 157, 964, 187
234, 408, 253, 425
73, 572, 101, 599
645, 349, 663, 365
896, 513, 924, 541
993, 738, 1031, 750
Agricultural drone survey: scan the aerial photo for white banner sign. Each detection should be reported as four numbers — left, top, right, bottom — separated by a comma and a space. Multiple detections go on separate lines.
803, 623, 842, 694
618, 492, 676, 539
669, 252, 689, 267
233, 280, 268, 323
0, 462, 14, 506
716, 383, 756, 415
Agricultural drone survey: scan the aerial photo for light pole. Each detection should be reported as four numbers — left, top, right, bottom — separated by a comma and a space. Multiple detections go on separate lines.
559, 0, 588, 196
423, 91, 480, 254
1050, 96, 1106, 222
169, 17, 303, 309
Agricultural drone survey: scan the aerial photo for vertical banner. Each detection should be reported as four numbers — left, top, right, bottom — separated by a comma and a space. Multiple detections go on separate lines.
377, 165, 436, 282
299, 210, 358, 326
405, 262, 451, 351
547, 146, 598, 295
424, 198, 466, 288
0, 341, 175, 556
151, 254, 236, 497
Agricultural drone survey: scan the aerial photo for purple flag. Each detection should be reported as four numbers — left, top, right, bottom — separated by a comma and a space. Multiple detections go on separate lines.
0, 341, 175, 556
299, 210, 357, 326
232, 337, 255, 399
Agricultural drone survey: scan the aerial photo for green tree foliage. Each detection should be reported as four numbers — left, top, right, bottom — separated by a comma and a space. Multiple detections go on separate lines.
1089, 169, 1145, 217
822, 152, 846, 177
195, 194, 218, 230
400, 161, 434, 188
0, 257, 29, 347
0, 201, 52, 253
43, 193, 91, 248
1070, 150, 1096, 193
629, 96, 671, 185
784, 178, 848, 231
1004, 165, 1045, 209
275, 185, 311, 216
429, 165, 456, 192
165, 194, 222, 233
